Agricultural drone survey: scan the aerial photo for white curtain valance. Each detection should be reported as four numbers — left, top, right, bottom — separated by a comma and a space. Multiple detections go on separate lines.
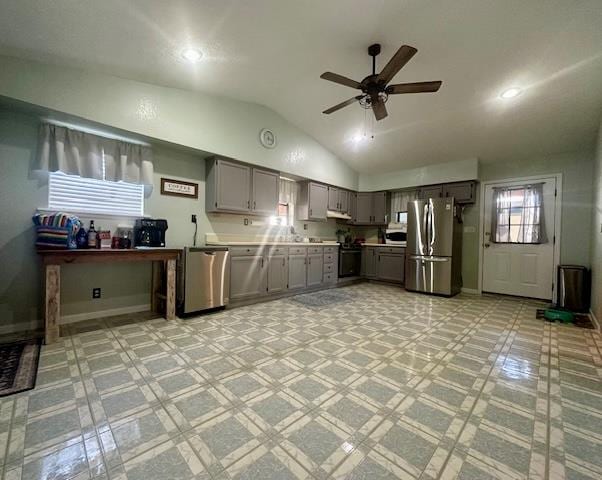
36, 123, 154, 188
390, 190, 418, 218
279, 178, 297, 205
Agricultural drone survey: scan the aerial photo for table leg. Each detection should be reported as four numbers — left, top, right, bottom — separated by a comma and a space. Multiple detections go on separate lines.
45, 264, 60, 344
166, 259, 176, 320
151, 260, 161, 314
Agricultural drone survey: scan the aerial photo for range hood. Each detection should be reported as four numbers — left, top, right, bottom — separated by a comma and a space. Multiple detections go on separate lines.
326, 210, 352, 220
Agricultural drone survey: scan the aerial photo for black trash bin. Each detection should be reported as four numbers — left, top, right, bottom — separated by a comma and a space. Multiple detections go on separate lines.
557, 265, 590, 313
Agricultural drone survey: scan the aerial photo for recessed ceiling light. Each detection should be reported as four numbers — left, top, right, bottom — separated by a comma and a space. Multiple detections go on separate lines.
500, 87, 522, 99
181, 48, 203, 63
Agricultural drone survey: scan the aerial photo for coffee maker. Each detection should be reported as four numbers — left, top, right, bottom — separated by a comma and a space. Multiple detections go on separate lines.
134, 219, 168, 247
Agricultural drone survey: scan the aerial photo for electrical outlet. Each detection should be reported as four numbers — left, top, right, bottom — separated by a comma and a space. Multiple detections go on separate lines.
244, 218, 249, 226
191, 214, 197, 223
92, 288, 101, 299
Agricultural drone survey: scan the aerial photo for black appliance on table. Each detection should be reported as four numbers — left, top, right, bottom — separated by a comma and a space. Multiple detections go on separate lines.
134, 219, 168, 247
338, 243, 362, 277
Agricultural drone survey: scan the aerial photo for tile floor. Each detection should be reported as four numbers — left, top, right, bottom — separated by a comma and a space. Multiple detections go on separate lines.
1, 283, 601, 480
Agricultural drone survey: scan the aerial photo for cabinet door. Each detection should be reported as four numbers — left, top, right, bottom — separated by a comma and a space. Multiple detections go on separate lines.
307, 253, 323, 287
419, 185, 443, 200
267, 255, 287, 294
444, 182, 475, 204
230, 255, 267, 300
216, 160, 251, 212
372, 192, 387, 224
288, 255, 307, 289
308, 183, 328, 220
348, 192, 357, 223
339, 190, 349, 213
328, 187, 339, 211
252, 169, 279, 215
377, 253, 404, 283
361, 248, 377, 277
355, 192, 373, 224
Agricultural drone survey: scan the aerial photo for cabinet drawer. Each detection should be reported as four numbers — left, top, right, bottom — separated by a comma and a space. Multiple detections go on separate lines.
324, 253, 336, 264
324, 263, 334, 273
323, 273, 336, 283
308, 246, 323, 254
323, 246, 338, 254
268, 246, 288, 256
289, 246, 307, 255
375, 247, 398, 254
229, 246, 265, 257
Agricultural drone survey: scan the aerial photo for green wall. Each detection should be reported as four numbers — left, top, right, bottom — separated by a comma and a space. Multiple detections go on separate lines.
0, 108, 343, 333
591, 121, 602, 321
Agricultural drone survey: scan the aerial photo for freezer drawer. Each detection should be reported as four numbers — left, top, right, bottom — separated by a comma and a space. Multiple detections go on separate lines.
405, 255, 459, 296
181, 247, 230, 313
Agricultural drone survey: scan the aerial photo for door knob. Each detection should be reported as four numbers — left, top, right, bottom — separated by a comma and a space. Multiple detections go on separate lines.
484, 243, 490, 248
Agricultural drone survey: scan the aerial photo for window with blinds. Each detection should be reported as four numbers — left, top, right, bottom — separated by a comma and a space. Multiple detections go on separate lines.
48, 172, 144, 216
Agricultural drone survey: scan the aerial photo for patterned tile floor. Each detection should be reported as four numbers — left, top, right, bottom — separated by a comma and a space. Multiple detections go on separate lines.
1, 283, 601, 480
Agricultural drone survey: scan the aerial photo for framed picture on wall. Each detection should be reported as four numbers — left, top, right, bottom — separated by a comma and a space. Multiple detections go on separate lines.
160, 178, 199, 199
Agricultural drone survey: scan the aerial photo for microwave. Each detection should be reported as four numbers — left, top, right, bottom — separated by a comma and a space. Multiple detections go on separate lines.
385, 228, 407, 245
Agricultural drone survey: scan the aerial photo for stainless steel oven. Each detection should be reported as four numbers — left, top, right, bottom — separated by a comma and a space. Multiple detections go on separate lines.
338, 244, 361, 277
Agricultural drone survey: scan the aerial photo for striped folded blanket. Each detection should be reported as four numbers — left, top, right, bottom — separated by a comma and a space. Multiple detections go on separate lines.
32, 212, 82, 249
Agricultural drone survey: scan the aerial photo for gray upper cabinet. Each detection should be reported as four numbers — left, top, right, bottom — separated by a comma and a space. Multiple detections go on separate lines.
230, 255, 267, 300
355, 192, 373, 224
328, 187, 339, 211
444, 181, 476, 204
339, 190, 349, 213
252, 168, 279, 216
288, 254, 307, 289
372, 191, 387, 224
297, 182, 328, 221
307, 253, 323, 287
206, 157, 280, 215
267, 254, 288, 294
377, 252, 405, 283
419, 185, 444, 200
206, 157, 251, 213
354, 192, 387, 225
348, 192, 357, 223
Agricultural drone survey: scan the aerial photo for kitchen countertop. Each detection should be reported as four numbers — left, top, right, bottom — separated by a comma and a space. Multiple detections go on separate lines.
361, 243, 406, 247
206, 241, 339, 247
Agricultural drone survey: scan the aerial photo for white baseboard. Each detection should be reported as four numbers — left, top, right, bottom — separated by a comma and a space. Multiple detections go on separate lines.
60, 304, 150, 325
461, 288, 481, 295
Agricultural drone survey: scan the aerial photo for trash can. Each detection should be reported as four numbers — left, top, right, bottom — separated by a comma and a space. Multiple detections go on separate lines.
557, 265, 590, 313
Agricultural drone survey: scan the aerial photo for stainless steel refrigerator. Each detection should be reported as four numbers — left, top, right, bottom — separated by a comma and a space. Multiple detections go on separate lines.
405, 198, 462, 296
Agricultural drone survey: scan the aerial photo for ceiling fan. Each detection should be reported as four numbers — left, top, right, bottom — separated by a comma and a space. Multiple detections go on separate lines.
320, 44, 442, 121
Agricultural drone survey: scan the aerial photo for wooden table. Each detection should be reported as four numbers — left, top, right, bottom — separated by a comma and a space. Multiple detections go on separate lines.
38, 249, 181, 344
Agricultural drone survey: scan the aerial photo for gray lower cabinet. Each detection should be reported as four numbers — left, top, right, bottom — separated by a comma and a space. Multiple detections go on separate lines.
377, 252, 405, 283
288, 254, 307, 289
267, 255, 288, 294
361, 247, 377, 277
230, 255, 267, 300
307, 253, 323, 287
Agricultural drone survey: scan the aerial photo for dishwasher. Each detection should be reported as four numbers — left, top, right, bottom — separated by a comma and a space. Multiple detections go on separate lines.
178, 247, 230, 314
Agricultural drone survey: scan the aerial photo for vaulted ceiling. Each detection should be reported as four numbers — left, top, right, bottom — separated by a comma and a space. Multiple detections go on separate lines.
0, 0, 601, 173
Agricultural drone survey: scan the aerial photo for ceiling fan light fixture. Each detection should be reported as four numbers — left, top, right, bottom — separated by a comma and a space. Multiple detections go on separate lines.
500, 87, 522, 99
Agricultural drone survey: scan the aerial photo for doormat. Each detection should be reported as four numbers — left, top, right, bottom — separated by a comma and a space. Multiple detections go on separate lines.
0, 339, 42, 397
536, 309, 596, 329
290, 290, 354, 309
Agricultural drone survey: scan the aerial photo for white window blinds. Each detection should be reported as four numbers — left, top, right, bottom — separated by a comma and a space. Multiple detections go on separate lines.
48, 172, 144, 216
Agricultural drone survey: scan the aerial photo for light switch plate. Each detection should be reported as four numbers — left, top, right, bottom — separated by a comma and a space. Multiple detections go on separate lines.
463, 226, 476, 233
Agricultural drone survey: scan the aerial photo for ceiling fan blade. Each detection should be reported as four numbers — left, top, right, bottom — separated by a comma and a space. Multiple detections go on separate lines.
371, 98, 388, 121
323, 95, 364, 114
320, 72, 361, 89
377, 45, 417, 85
386, 81, 442, 94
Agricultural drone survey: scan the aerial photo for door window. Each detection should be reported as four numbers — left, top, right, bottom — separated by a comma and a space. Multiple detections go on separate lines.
491, 184, 547, 244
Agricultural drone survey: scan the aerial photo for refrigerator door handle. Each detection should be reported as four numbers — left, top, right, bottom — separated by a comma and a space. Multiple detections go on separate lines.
409, 256, 450, 262
422, 203, 429, 255
429, 202, 436, 256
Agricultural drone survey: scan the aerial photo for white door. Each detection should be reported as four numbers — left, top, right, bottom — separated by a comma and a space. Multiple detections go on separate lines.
482, 177, 558, 300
